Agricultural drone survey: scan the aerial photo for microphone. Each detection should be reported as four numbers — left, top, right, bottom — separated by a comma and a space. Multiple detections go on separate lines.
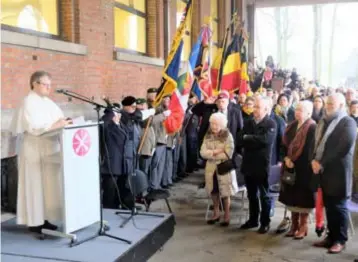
55, 89, 68, 94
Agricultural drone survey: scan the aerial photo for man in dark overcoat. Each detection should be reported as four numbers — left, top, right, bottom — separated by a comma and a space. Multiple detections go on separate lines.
312, 93, 357, 254
238, 96, 277, 234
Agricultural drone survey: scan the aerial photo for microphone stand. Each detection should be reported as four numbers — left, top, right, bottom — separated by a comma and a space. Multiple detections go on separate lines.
56, 90, 131, 247
115, 116, 165, 229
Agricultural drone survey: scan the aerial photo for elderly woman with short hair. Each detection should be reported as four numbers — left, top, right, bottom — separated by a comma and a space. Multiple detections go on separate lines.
278, 101, 317, 239
200, 112, 238, 226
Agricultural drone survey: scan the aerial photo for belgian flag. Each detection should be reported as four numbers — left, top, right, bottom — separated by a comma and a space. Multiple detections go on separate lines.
219, 33, 241, 93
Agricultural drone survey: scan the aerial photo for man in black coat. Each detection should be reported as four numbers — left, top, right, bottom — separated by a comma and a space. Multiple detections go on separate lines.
100, 109, 134, 210
312, 93, 357, 254
238, 96, 277, 234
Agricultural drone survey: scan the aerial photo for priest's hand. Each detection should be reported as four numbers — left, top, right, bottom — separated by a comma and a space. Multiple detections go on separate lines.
51, 118, 72, 130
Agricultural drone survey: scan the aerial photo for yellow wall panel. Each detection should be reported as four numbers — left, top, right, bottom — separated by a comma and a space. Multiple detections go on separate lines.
114, 7, 146, 53
133, 0, 146, 12
1, 0, 59, 35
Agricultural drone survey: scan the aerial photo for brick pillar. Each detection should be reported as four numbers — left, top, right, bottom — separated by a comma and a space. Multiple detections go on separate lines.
247, 3, 255, 61
73, 0, 80, 43
156, 0, 164, 59
147, 0, 157, 57
218, 0, 228, 44
191, 0, 201, 45
60, 0, 75, 42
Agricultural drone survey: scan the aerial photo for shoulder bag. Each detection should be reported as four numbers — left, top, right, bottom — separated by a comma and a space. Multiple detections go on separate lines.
216, 151, 236, 176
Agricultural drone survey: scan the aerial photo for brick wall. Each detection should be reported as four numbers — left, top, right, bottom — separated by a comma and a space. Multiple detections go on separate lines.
1, 0, 239, 157
1, 0, 241, 111
1, 0, 165, 112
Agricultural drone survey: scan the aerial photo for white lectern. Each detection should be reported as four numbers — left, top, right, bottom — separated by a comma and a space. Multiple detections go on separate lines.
41, 122, 102, 244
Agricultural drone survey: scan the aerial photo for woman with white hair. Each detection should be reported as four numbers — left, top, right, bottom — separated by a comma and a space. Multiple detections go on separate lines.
200, 112, 238, 226
278, 101, 317, 239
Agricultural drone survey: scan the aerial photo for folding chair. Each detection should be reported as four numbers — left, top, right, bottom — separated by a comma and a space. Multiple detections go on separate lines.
347, 196, 358, 236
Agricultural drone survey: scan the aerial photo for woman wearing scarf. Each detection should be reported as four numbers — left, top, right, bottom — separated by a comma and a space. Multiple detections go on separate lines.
242, 97, 255, 122
312, 95, 325, 123
312, 95, 326, 237
278, 101, 317, 239
274, 93, 295, 124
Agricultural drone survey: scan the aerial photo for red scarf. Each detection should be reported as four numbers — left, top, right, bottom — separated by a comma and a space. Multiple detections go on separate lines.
283, 119, 315, 162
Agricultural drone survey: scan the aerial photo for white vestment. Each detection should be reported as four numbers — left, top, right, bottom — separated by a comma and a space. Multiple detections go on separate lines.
11, 91, 64, 227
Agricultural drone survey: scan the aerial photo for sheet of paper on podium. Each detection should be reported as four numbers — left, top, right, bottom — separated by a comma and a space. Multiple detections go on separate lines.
71, 116, 85, 125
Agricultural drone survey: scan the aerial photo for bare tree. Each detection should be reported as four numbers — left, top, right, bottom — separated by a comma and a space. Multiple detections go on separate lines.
328, 4, 338, 86
313, 5, 322, 81
258, 7, 294, 68
281, 7, 294, 68
274, 7, 282, 66
255, 17, 264, 66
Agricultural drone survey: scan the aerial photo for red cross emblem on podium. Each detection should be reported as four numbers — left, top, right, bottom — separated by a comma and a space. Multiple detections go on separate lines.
72, 129, 91, 156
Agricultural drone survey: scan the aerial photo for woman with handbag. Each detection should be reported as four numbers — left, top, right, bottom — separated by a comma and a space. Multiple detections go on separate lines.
200, 112, 238, 227
278, 101, 317, 239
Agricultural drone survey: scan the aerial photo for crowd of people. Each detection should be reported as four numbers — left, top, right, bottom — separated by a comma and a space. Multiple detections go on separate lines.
11, 69, 358, 258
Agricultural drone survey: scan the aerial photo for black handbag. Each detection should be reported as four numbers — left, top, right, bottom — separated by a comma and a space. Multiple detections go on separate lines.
216, 152, 236, 176
281, 166, 296, 186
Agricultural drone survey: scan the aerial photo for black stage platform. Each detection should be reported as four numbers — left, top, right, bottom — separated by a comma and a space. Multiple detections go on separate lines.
1, 209, 175, 262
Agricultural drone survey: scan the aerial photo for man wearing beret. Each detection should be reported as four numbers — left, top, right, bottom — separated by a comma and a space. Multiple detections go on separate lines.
100, 107, 134, 209
145, 95, 171, 190
136, 98, 148, 110
136, 97, 164, 180
120, 96, 142, 176
146, 88, 158, 109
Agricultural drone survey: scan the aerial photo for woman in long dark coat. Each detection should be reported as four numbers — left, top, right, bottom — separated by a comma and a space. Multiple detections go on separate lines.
279, 101, 317, 239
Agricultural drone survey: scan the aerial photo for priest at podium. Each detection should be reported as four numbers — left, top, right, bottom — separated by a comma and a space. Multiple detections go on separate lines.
10, 71, 72, 234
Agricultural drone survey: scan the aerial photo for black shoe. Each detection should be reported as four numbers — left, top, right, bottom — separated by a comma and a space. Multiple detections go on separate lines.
207, 217, 220, 225
240, 221, 259, 230
43, 220, 58, 231
29, 225, 43, 234
220, 221, 230, 227
258, 225, 270, 234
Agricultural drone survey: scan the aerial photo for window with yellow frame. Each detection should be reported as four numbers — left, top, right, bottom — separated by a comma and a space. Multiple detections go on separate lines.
176, 0, 191, 61
1, 0, 59, 36
114, 0, 147, 54
211, 0, 219, 60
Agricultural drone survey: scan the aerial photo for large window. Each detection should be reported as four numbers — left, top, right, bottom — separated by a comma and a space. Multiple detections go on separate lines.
176, 0, 191, 61
114, 0, 147, 54
1, 0, 59, 36
211, 0, 219, 59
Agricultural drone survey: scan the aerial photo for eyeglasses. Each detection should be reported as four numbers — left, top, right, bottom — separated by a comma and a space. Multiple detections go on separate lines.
36, 81, 51, 87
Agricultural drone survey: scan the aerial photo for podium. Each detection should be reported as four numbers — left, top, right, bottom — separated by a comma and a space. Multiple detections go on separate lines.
40, 122, 102, 244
